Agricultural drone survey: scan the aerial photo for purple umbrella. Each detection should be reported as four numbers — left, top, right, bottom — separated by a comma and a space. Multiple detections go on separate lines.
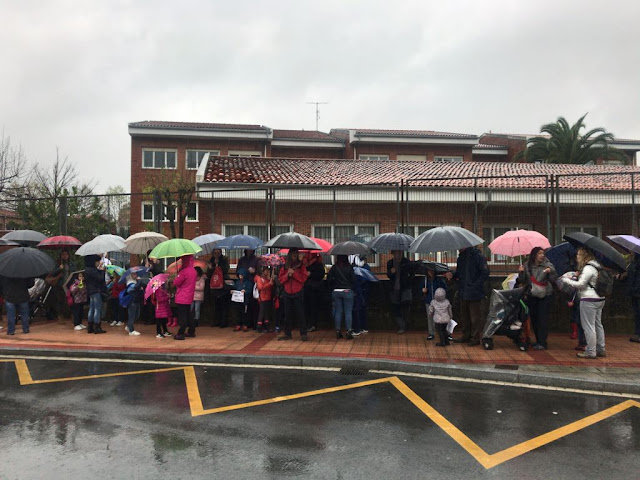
607, 235, 640, 255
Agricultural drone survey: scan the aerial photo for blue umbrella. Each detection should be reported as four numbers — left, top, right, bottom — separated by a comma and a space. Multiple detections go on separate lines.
118, 266, 150, 284
354, 266, 378, 282
214, 234, 263, 250
545, 242, 577, 276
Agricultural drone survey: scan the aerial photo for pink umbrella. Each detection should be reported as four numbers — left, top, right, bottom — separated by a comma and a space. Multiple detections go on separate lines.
144, 273, 170, 300
488, 230, 551, 257
259, 253, 285, 267
279, 237, 333, 255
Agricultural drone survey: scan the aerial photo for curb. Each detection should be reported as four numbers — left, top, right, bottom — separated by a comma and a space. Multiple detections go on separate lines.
1, 346, 639, 396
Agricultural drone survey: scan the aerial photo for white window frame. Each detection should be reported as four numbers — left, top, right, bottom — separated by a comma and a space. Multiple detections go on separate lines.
483, 224, 532, 264
397, 154, 427, 162
228, 150, 262, 157
311, 224, 379, 266
359, 154, 389, 161
142, 148, 177, 169
434, 156, 463, 163
141, 201, 198, 222
186, 150, 220, 170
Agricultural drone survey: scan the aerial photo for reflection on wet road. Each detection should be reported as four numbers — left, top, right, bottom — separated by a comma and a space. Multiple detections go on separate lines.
0, 357, 639, 479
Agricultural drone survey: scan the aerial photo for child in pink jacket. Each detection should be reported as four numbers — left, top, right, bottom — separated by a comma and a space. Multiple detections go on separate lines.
153, 285, 172, 338
192, 267, 206, 327
173, 254, 197, 340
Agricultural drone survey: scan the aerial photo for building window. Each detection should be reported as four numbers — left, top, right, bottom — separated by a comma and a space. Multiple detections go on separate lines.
186, 150, 219, 169
434, 156, 463, 163
142, 149, 177, 169
141, 201, 198, 222
397, 154, 427, 162
228, 150, 262, 157
602, 159, 626, 166
562, 225, 601, 238
312, 224, 378, 265
359, 154, 389, 161
222, 224, 291, 240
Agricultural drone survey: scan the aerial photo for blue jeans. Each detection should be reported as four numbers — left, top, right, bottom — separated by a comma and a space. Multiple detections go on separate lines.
333, 290, 354, 331
88, 293, 102, 325
6, 301, 30, 334
191, 300, 203, 320
128, 302, 140, 333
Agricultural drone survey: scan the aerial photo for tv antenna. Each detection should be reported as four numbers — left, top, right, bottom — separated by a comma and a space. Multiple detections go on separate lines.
306, 101, 328, 131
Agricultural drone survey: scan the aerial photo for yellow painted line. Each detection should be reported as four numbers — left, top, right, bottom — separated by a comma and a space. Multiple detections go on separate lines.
2, 358, 639, 470
389, 376, 493, 468
485, 399, 640, 469
192, 376, 392, 417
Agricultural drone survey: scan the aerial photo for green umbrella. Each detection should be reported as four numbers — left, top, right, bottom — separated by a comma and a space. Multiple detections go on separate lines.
105, 265, 126, 277
149, 238, 202, 259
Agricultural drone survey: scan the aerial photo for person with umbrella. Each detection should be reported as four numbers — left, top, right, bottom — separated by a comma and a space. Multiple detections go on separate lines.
277, 248, 309, 341
622, 252, 640, 343
173, 254, 198, 340
445, 246, 490, 346
238, 249, 259, 328
84, 254, 107, 334
44, 249, 76, 321
304, 252, 326, 333
517, 247, 558, 351
327, 254, 356, 339
559, 247, 607, 359
1, 274, 34, 335
351, 254, 372, 335
387, 250, 414, 334
207, 248, 231, 327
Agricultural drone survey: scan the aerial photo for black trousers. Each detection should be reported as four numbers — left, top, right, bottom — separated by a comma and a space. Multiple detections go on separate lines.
283, 293, 306, 337
176, 303, 195, 335
211, 293, 229, 326
528, 295, 552, 348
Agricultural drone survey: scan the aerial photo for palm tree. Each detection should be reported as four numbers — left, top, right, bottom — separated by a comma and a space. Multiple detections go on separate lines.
514, 114, 628, 164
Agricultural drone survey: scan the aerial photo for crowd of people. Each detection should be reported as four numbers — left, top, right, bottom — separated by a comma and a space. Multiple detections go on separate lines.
1, 242, 639, 361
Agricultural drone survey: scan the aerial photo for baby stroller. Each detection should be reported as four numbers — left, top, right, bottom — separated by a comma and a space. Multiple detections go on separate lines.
29, 278, 50, 320
481, 287, 531, 351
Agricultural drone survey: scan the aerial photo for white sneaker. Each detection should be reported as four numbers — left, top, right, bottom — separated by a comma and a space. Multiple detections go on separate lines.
115, 321, 123, 326
509, 321, 522, 331
156, 333, 164, 338
163, 332, 172, 337
74, 325, 83, 331
125, 326, 129, 332
361, 329, 368, 334
110, 321, 117, 326
80, 324, 87, 329
129, 330, 141, 336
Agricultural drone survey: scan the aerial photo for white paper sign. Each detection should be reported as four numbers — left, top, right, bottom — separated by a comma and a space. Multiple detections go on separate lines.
446, 319, 457, 335
231, 290, 244, 303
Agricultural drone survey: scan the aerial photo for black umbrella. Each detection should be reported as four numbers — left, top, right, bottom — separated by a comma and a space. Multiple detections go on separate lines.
2, 229, 47, 246
263, 232, 322, 250
563, 232, 626, 272
367, 233, 414, 252
419, 261, 452, 275
0, 247, 56, 278
328, 241, 373, 256
409, 226, 483, 254
545, 242, 577, 276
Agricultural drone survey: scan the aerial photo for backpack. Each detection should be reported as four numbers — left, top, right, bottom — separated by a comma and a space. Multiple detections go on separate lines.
588, 262, 614, 298
210, 266, 223, 290
119, 285, 133, 308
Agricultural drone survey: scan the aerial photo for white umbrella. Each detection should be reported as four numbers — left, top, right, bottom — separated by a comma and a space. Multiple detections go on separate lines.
123, 232, 169, 255
75, 235, 125, 256
192, 233, 225, 255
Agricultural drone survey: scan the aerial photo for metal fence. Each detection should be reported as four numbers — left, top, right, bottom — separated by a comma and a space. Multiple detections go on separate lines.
1, 172, 637, 272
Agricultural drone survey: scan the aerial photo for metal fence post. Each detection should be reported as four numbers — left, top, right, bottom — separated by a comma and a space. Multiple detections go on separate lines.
555, 175, 561, 245
332, 187, 337, 241
396, 183, 400, 233
545, 176, 551, 240
265, 189, 270, 239
58, 195, 68, 235
405, 180, 410, 233
632, 174, 637, 236
473, 179, 478, 234
153, 191, 162, 233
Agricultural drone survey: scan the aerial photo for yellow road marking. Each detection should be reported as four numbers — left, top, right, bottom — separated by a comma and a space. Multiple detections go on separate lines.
1, 358, 638, 470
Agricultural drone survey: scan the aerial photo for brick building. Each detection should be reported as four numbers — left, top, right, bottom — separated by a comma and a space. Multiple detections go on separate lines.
129, 121, 640, 269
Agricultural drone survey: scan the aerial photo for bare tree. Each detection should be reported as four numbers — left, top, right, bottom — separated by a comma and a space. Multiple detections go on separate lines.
0, 130, 28, 200
145, 170, 196, 239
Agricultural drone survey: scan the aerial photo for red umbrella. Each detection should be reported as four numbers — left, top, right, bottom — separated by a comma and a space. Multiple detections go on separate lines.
280, 237, 333, 255
259, 253, 286, 267
37, 235, 83, 249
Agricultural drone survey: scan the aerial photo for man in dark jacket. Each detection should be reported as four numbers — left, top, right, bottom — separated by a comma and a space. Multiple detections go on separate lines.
1, 275, 35, 335
387, 250, 415, 334
448, 246, 489, 346
84, 255, 107, 334
304, 253, 326, 332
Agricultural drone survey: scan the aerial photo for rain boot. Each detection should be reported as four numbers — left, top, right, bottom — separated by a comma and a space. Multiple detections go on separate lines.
94, 322, 106, 334
87, 322, 94, 334
570, 323, 578, 340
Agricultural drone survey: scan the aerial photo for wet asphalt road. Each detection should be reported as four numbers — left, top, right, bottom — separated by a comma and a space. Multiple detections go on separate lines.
0, 358, 638, 480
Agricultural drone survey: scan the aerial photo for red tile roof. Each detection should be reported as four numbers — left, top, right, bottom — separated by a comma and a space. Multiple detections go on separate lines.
272, 129, 344, 142
201, 156, 640, 190
129, 121, 269, 132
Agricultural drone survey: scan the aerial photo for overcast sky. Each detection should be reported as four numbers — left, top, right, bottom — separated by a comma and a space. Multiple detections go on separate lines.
1, 0, 639, 192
